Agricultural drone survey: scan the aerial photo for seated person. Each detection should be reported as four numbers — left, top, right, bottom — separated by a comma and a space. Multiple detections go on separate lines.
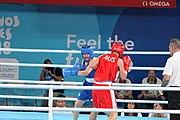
137, 70, 165, 100
55, 94, 66, 108
55, 94, 72, 114
137, 70, 166, 117
114, 74, 134, 108
148, 103, 170, 118
114, 74, 133, 100
121, 102, 142, 117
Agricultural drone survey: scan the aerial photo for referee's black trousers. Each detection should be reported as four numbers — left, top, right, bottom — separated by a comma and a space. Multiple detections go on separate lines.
166, 91, 180, 120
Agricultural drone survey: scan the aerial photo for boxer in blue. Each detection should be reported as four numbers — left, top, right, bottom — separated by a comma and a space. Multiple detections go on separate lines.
63, 45, 97, 120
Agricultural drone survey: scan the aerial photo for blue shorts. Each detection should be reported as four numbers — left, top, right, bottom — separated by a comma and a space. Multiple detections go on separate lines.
77, 80, 94, 101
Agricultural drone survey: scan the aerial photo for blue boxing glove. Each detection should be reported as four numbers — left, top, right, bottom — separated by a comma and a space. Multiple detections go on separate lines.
63, 62, 82, 77
62, 68, 78, 77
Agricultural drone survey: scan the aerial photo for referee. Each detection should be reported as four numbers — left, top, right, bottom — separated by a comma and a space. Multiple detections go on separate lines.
162, 38, 180, 120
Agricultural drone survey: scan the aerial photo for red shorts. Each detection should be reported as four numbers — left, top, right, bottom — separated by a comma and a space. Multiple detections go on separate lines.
92, 83, 117, 109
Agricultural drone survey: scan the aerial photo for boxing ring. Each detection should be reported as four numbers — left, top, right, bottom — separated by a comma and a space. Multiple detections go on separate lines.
0, 48, 179, 120
0, 81, 176, 120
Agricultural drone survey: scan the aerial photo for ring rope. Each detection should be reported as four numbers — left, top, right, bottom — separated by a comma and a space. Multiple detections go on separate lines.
0, 79, 162, 87
1, 83, 180, 91
0, 48, 170, 55
0, 62, 164, 70
0, 62, 71, 68
0, 95, 168, 104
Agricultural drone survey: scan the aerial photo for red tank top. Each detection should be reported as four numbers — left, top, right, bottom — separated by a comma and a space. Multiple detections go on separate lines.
94, 53, 119, 82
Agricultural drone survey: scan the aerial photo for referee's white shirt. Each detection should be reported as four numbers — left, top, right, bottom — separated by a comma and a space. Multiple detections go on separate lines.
162, 51, 180, 87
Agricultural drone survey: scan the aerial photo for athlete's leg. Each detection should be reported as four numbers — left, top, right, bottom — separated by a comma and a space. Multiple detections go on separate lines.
73, 100, 85, 120
89, 111, 98, 120
108, 112, 118, 120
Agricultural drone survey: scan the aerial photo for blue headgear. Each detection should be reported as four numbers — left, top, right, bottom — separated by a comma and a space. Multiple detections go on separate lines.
81, 45, 94, 62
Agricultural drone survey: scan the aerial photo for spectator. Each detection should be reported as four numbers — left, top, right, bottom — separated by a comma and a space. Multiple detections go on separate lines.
114, 74, 134, 108
137, 70, 165, 100
55, 94, 72, 114
40, 59, 64, 107
55, 94, 66, 108
137, 70, 166, 117
148, 103, 170, 118
121, 102, 142, 117
115, 74, 133, 100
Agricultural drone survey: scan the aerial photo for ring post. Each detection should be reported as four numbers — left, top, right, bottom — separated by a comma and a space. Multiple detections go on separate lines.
48, 86, 53, 120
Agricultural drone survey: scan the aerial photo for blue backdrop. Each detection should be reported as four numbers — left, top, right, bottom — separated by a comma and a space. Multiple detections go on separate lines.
0, 2, 180, 106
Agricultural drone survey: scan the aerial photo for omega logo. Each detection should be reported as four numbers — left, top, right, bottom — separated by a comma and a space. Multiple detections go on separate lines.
142, 1, 170, 7
142, 1, 148, 6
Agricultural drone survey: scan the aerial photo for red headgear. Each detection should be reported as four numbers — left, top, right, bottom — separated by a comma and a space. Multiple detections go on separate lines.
111, 42, 125, 57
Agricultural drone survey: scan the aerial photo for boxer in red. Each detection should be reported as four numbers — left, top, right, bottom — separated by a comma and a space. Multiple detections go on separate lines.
89, 42, 131, 120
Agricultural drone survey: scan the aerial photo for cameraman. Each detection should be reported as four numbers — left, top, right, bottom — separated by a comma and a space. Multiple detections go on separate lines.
40, 59, 64, 107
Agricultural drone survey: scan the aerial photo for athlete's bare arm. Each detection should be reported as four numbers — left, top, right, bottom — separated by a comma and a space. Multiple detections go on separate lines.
89, 56, 100, 70
78, 58, 97, 76
118, 59, 127, 80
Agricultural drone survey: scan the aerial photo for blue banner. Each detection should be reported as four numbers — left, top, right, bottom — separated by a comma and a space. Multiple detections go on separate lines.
0, 3, 180, 105
0, 4, 179, 81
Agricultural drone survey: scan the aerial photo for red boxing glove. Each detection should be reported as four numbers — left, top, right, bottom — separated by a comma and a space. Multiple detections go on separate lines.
122, 55, 131, 71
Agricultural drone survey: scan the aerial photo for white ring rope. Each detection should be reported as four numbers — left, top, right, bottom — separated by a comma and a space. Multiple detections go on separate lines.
0, 83, 179, 91
0, 62, 164, 70
0, 62, 71, 68
0, 95, 168, 104
0, 79, 162, 87
0, 106, 179, 114
0, 48, 170, 55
